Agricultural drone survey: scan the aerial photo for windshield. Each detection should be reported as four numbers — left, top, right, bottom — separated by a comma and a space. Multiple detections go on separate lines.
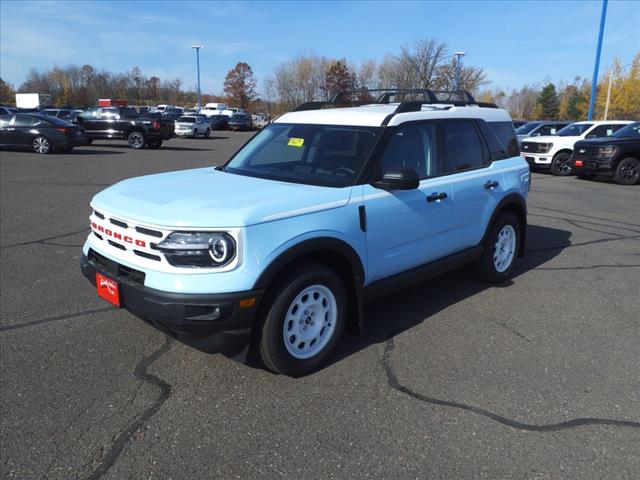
613, 122, 640, 138
557, 123, 593, 136
224, 123, 380, 187
177, 116, 195, 123
231, 115, 245, 121
515, 122, 540, 135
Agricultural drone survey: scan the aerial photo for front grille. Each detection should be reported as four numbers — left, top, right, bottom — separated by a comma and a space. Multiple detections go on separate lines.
88, 249, 146, 287
574, 146, 598, 158
110, 218, 128, 229
520, 142, 548, 154
134, 250, 161, 261
136, 226, 163, 238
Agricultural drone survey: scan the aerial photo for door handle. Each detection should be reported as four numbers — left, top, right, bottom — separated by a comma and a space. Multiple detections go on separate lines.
484, 180, 499, 190
426, 192, 447, 202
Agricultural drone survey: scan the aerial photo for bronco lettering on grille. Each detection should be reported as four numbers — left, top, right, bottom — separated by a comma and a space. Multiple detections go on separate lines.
91, 222, 147, 247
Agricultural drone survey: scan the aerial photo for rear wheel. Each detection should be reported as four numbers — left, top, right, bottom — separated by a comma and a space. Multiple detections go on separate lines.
614, 158, 640, 185
550, 152, 573, 176
255, 263, 346, 376
127, 131, 145, 149
32, 136, 51, 154
475, 212, 520, 283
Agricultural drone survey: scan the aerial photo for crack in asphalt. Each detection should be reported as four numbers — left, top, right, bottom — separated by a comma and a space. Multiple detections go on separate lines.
382, 336, 640, 432
0, 307, 115, 332
0, 227, 89, 249
530, 213, 640, 236
86, 336, 173, 480
526, 234, 640, 253
525, 264, 640, 271
529, 206, 640, 228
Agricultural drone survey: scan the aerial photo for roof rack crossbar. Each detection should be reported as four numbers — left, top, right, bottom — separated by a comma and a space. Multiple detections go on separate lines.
291, 89, 497, 113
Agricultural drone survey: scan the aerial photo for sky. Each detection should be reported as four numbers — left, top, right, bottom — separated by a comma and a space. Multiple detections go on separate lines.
1, 0, 639, 95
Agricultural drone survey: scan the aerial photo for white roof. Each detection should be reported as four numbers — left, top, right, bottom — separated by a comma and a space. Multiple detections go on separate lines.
276, 103, 512, 127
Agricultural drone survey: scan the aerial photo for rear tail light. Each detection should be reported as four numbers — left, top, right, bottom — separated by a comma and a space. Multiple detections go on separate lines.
56, 127, 69, 133
575, 160, 584, 167
150, 119, 160, 130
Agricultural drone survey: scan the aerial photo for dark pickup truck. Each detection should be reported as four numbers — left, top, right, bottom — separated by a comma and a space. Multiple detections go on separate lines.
571, 122, 640, 185
74, 106, 174, 149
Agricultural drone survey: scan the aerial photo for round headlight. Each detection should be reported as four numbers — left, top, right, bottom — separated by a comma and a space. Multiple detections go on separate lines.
209, 236, 232, 263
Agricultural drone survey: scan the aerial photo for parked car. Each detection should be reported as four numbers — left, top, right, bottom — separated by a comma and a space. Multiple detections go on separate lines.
200, 103, 228, 118
154, 104, 175, 114
252, 113, 270, 129
520, 120, 633, 176
74, 106, 174, 149
512, 120, 528, 129
0, 106, 18, 116
0, 113, 88, 153
207, 114, 229, 130
516, 121, 573, 143
570, 122, 640, 185
80, 88, 529, 376
174, 115, 211, 138
43, 108, 73, 119
228, 113, 253, 131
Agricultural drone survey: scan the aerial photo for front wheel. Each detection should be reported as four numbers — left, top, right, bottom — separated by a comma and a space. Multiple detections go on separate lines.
127, 131, 145, 149
475, 212, 521, 283
32, 136, 51, 154
255, 263, 346, 376
203, 128, 210, 138
614, 157, 640, 185
550, 152, 573, 176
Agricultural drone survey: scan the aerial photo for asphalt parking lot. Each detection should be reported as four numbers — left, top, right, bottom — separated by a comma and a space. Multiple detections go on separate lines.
1, 134, 639, 480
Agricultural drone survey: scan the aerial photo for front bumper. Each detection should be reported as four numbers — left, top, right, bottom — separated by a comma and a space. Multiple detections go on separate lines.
521, 153, 552, 168
80, 252, 263, 354
571, 158, 615, 176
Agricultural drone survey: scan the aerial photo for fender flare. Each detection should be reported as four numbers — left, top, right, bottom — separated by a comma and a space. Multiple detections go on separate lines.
253, 237, 366, 333
482, 193, 527, 256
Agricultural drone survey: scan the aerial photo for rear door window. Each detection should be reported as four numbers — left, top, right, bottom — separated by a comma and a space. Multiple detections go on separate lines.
440, 121, 488, 173
589, 124, 616, 137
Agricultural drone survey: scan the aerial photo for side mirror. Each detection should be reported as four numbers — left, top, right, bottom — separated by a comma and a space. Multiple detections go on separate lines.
372, 167, 419, 191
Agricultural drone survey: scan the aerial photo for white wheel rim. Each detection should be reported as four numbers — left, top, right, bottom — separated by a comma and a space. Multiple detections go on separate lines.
493, 225, 516, 273
283, 284, 337, 360
34, 137, 49, 153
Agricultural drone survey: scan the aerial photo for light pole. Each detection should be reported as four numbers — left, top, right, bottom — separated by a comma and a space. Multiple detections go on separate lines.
191, 45, 203, 111
453, 51, 466, 91
604, 63, 631, 120
588, 0, 608, 121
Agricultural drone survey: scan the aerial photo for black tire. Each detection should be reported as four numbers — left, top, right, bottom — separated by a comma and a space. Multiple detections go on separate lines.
475, 212, 521, 283
32, 136, 51, 154
192, 129, 197, 139
146, 138, 163, 149
613, 157, 640, 186
550, 152, 573, 176
576, 173, 596, 180
86, 139, 93, 145
127, 131, 146, 149
255, 262, 347, 376
204, 128, 210, 138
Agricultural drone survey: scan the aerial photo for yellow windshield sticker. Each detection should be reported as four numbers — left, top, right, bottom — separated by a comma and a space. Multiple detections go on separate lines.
288, 137, 304, 147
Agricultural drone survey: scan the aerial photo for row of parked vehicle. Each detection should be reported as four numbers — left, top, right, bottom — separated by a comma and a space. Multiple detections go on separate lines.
0, 100, 269, 153
516, 119, 640, 185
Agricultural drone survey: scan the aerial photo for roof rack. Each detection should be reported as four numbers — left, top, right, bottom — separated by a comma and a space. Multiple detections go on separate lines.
292, 88, 497, 112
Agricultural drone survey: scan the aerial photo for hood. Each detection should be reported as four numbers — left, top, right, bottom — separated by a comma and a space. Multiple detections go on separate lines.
574, 136, 638, 147
521, 135, 578, 143
91, 168, 352, 228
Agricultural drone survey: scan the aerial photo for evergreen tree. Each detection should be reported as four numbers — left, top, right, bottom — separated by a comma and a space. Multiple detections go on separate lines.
536, 83, 560, 119
565, 88, 585, 120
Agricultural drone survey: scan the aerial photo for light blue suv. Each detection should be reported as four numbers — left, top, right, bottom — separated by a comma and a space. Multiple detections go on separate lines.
81, 89, 530, 376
